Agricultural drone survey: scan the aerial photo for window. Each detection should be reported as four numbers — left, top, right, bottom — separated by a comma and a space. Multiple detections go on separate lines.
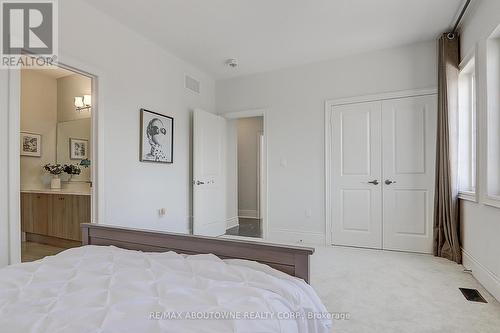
458, 57, 477, 199
486, 34, 500, 204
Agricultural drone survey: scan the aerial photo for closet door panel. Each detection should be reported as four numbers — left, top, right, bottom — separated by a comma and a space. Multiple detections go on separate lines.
382, 95, 437, 254
331, 101, 383, 249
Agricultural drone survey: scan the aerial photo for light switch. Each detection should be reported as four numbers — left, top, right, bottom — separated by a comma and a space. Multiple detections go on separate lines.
280, 158, 288, 168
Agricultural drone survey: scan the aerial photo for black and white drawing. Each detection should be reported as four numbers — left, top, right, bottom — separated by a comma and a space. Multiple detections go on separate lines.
20, 132, 42, 157
140, 109, 174, 163
70, 138, 89, 160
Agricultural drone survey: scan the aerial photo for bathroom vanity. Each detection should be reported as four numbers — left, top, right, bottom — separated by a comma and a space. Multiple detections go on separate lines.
21, 189, 90, 247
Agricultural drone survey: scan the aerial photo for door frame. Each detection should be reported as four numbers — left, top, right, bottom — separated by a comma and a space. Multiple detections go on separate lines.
6, 53, 103, 265
324, 88, 437, 246
257, 131, 264, 219
2, 68, 21, 266
222, 109, 268, 240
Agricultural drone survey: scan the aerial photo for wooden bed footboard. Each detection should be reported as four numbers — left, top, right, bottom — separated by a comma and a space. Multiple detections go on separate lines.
81, 223, 314, 283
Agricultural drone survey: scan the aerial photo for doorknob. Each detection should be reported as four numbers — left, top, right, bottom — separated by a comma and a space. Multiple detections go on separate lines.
196, 180, 205, 185
385, 180, 396, 185
367, 180, 379, 185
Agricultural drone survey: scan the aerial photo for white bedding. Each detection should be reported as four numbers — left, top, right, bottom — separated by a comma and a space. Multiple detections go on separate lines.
0, 245, 331, 333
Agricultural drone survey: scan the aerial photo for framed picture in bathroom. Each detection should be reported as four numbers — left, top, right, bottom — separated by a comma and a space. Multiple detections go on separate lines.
139, 108, 174, 163
20, 132, 42, 157
70, 138, 89, 160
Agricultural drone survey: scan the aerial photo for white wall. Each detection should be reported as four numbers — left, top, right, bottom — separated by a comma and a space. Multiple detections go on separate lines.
57, 0, 215, 234
20, 70, 58, 189
0, 0, 216, 266
459, 0, 500, 301
216, 41, 437, 244
237, 117, 263, 218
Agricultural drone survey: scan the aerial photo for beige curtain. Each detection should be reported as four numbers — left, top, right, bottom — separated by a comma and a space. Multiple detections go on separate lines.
433, 33, 461, 264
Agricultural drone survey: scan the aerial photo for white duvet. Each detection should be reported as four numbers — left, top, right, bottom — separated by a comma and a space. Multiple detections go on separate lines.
0, 245, 331, 333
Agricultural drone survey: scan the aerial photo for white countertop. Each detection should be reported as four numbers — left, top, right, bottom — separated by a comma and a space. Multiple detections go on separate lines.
21, 188, 91, 196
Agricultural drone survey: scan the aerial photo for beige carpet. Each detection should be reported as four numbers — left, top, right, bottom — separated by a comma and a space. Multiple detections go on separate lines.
310, 246, 500, 333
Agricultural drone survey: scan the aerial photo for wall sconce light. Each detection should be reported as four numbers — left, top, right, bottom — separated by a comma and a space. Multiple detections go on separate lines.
74, 95, 91, 112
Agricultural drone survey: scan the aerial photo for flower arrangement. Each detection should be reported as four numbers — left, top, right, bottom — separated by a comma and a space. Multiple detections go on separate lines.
43, 163, 64, 175
43, 163, 82, 176
44, 163, 83, 189
64, 164, 81, 175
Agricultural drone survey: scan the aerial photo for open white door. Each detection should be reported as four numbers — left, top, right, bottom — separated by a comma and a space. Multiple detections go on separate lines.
193, 109, 226, 236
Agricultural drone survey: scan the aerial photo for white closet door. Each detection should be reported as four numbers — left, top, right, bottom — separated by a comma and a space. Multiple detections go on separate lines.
331, 102, 382, 249
381, 95, 437, 253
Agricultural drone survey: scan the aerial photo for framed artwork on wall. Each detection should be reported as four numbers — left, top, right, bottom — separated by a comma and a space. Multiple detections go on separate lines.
20, 132, 42, 157
140, 108, 174, 164
70, 138, 89, 160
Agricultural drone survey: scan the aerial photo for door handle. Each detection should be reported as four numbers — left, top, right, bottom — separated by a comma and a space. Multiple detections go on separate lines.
196, 180, 205, 185
367, 180, 379, 185
385, 180, 396, 185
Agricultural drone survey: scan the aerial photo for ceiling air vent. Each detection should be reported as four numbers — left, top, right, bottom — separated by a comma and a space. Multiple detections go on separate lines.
185, 75, 200, 94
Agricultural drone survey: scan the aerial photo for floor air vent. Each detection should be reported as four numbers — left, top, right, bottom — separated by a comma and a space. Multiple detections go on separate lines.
459, 288, 487, 303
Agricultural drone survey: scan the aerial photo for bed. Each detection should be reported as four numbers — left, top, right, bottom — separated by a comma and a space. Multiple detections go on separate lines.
0, 224, 331, 333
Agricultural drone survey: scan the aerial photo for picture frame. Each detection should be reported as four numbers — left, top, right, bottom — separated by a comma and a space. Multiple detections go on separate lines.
20, 132, 42, 157
140, 108, 174, 164
70, 138, 89, 160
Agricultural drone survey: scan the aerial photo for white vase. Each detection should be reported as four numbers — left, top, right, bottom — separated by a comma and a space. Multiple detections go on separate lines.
50, 175, 61, 189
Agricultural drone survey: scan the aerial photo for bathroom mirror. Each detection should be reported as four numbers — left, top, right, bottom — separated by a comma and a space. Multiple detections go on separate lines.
56, 118, 91, 182
54, 72, 92, 183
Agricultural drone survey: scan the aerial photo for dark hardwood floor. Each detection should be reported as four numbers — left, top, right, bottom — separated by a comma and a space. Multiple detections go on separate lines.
225, 218, 262, 238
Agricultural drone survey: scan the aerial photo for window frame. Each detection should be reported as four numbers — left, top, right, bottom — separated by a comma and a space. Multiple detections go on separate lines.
457, 55, 478, 202
485, 32, 500, 208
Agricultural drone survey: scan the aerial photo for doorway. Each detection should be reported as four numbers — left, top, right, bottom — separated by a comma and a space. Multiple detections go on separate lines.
18, 63, 96, 262
326, 90, 437, 254
225, 116, 264, 238
191, 109, 267, 239
222, 110, 267, 240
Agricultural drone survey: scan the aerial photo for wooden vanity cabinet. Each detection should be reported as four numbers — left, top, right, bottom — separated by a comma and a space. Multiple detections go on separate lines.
49, 194, 90, 241
21, 193, 90, 242
21, 193, 49, 235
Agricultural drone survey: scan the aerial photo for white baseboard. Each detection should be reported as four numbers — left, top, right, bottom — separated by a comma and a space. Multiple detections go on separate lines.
462, 249, 500, 302
226, 216, 239, 230
238, 209, 259, 219
268, 229, 325, 246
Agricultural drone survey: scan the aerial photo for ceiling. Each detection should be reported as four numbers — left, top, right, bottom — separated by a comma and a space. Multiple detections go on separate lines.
82, 0, 464, 79
22, 65, 74, 79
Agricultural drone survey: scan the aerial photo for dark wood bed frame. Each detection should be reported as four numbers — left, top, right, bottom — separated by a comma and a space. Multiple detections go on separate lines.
81, 223, 314, 283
